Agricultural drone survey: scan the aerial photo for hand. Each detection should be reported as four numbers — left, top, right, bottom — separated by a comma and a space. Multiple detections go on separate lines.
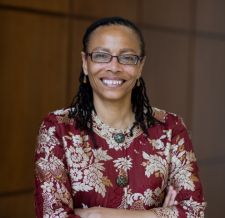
74, 207, 111, 218
163, 185, 178, 207
74, 207, 157, 218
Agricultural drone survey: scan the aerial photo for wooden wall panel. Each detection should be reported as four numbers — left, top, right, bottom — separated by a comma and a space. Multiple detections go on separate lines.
68, 20, 93, 102
196, 0, 225, 34
199, 164, 225, 217
192, 38, 225, 160
0, 0, 69, 13
0, 10, 68, 193
0, 192, 35, 218
191, 37, 225, 218
193, 1, 225, 217
142, 29, 189, 122
72, 0, 138, 22
142, 0, 191, 29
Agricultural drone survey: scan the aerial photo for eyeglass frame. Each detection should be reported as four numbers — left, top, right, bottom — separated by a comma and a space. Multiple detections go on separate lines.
86, 52, 142, 65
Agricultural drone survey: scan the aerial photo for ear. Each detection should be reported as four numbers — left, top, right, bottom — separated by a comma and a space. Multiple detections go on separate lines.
81, 51, 88, 75
137, 56, 146, 78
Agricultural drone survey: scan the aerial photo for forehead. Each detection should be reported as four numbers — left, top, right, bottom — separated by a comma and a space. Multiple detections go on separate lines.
88, 25, 141, 53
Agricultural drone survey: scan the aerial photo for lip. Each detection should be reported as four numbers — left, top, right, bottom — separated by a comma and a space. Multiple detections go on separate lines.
100, 77, 125, 87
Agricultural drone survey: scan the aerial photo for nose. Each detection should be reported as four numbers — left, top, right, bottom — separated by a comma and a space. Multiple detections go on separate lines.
106, 56, 122, 73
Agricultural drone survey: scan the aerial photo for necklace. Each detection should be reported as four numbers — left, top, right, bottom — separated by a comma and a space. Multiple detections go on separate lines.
114, 132, 125, 143
91, 111, 143, 151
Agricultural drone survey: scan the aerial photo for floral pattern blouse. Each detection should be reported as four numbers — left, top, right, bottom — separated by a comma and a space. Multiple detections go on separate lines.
34, 107, 206, 218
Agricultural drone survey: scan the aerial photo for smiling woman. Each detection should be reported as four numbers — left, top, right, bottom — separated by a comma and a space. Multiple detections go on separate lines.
34, 17, 206, 218
81, 25, 145, 109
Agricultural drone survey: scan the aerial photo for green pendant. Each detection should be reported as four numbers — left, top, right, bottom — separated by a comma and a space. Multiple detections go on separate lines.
116, 175, 128, 187
114, 133, 125, 143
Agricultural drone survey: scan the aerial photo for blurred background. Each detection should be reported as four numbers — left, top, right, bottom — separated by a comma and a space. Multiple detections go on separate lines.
0, 0, 224, 217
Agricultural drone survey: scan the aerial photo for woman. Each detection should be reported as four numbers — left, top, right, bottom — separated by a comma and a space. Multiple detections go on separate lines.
35, 17, 206, 217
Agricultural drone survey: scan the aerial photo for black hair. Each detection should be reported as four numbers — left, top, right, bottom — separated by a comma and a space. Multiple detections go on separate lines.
69, 16, 162, 148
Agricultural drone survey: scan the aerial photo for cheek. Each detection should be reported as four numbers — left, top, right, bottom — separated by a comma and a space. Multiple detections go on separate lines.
87, 63, 103, 76
125, 67, 139, 79
87, 66, 105, 90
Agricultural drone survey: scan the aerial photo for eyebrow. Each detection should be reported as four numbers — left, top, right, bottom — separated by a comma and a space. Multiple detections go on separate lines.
92, 47, 137, 54
92, 47, 110, 52
119, 48, 136, 54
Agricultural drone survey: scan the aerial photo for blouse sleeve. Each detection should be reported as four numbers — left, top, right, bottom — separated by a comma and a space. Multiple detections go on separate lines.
34, 115, 81, 218
151, 116, 207, 217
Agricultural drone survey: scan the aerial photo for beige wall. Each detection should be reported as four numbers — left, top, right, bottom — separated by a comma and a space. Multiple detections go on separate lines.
0, 0, 224, 217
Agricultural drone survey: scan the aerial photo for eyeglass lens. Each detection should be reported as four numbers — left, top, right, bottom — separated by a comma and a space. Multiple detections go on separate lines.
90, 52, 138, 65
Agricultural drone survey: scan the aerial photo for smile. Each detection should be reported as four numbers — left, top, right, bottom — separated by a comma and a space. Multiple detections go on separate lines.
102, 79, 124, 85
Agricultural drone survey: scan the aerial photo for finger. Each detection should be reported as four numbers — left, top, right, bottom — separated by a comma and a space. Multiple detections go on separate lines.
74, 209, 81, 215
74, 208, 87, 216
168, 189, 177, 206
163, 186, 178, 207
163, 186, 173, 207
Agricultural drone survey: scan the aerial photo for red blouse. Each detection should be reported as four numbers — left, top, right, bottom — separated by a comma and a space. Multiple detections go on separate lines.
34, 107, 206, 217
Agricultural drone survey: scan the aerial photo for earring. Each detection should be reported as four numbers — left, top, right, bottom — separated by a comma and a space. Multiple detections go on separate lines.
136, 78, 140, 87
83, 75, 87, 83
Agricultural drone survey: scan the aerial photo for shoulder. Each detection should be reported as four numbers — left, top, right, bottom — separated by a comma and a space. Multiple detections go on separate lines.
42, 107, 73, 124
152, 107, 187, 130
151, 107, 192, 147
47, 107, 72, 118
152, 107, 179, 123
38, 107, 76, 135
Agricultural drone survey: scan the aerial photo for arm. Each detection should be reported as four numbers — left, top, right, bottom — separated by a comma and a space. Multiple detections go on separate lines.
151, 116, 207, 217
34, 115, 80, 218
74, 186, 177, 218
74, 207, 157, 218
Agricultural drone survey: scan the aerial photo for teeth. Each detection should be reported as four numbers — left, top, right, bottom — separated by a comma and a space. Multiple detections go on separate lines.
102, 79, 123, 85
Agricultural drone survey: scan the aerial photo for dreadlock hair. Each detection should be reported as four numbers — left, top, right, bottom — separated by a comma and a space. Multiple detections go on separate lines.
69, 16, 164, 148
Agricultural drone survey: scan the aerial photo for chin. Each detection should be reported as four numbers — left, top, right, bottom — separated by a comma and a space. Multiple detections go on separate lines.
94, 89, 131, 102
101, 94, 129, 102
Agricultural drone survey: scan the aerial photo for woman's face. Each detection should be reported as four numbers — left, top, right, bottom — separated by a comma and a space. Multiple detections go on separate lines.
81, 25, 146, 103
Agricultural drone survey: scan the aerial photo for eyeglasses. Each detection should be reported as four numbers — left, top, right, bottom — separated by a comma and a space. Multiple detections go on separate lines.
87, 52, 142, 65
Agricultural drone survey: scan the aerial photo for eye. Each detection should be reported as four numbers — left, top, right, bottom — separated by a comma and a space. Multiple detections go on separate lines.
122, 55, 136, 61
93, 52, 108, 59
126, 56, 134, 60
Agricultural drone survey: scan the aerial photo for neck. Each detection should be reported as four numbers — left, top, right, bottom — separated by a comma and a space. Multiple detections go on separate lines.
93, 96, 135, 129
